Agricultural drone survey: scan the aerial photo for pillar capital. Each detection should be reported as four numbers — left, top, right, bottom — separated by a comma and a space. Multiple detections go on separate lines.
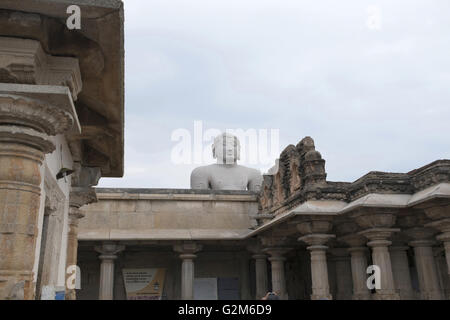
423, 204, 450, 221
259, 235, 289, 248
404, 227, 437, 241
69, 187, 97, 209
246, 238, 265, 255
179, 253, 197, 260
173, 241, 203, 255
409, 239, 437, 248
95, 242, 125, 259
436, 231, 450, 243
426, 218, 450, 234
0, 36, 82, 101
358, 227, 400, 243
68, 206, 85, 221
351, 209, 397, 229
296, 216, 334, 235
298, 233, 335, 248
0, 92, 77, 136
263, 247, 291, 260
339, 234, 367, 248
252, 253, 267, 260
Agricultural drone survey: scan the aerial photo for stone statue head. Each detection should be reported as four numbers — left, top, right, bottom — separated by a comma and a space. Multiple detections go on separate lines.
212, 132, 240, 164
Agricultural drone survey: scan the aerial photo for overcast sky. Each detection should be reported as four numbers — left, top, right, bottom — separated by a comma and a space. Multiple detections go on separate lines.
99, 0, 450, 189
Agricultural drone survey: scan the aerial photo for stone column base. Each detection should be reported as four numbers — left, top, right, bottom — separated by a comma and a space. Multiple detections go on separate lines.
352, 293, 372, 300
420, 291, 445, 300
372, 292, 400, 300
311, 294, 333, 300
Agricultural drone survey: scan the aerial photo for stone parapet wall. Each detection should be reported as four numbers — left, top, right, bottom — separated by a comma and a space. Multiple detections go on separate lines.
79, 189, 259, 241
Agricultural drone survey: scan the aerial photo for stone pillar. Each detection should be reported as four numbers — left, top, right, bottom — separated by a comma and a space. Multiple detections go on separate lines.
0, 37, 81, 300
180, 254, 196, 300
299, 234, 334, 300
408, 238, 442, 300
264, 248, 290, 300
174, 242, 202, 300
297, 217, 335, 300
434, 248, 450, 299
65, 186, 97, 300
239, 253, 251, 300
0, 97, 77, 300
348, 247, 371, 300
424, 208, 450, 276
389, 246, 415, 300
359, 228, 400, 300
331, 248, 353, 300
441, 234, 450, 275
252, 253, 268, 299
95, 243, 125, 300
338, 227, 371, 300
65, 207, 84, 299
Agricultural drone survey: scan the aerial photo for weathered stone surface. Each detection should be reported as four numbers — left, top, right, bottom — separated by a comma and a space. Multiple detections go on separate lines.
257, 135, 450, 221
0, 0, 125, 177
79, 189, 258, 241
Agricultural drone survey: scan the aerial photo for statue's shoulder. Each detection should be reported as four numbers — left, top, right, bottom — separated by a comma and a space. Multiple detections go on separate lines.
190, 164, 215, 177
239, 165, 262, 177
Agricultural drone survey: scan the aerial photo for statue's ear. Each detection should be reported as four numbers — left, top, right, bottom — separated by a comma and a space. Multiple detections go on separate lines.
212, 143, 216, 159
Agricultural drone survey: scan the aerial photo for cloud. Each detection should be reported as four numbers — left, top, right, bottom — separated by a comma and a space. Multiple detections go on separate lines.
100, 0, 450, 188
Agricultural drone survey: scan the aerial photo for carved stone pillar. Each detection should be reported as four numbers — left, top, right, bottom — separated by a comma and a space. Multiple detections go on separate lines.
299, 234, 334, 300
174, 242, 202, 300
389, 245, 415, 300
65, 187, 97, 300
297, 217, 335, 300
65, 165, 101, 299
406, 228, 443, 300
95, 242, 125, 300
331, 248, 353, 300
64, 207, 84, 300
359, 228, 400, 300
263, 248, 290, 300
424, 205, 450, 276
348, 247, 371, 300
434, 247, 450, 299
352, 209, 400, 300
339, 235, 371, 300
0, 37, 81, 300
247, 240, 269, 299
252, 253, 269, 300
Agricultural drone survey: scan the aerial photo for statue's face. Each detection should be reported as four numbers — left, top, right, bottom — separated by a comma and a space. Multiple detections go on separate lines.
213, 133, 240, 164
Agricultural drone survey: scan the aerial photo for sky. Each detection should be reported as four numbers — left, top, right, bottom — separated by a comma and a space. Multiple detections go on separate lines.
99, 0, 450, 189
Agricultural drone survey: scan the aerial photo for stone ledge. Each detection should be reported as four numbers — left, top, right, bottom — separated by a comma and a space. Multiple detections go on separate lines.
95, 188, 258, 201
78, 228, 252, 241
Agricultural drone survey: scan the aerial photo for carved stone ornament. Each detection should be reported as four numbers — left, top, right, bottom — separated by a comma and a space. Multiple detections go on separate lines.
0, 36, 82, 101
